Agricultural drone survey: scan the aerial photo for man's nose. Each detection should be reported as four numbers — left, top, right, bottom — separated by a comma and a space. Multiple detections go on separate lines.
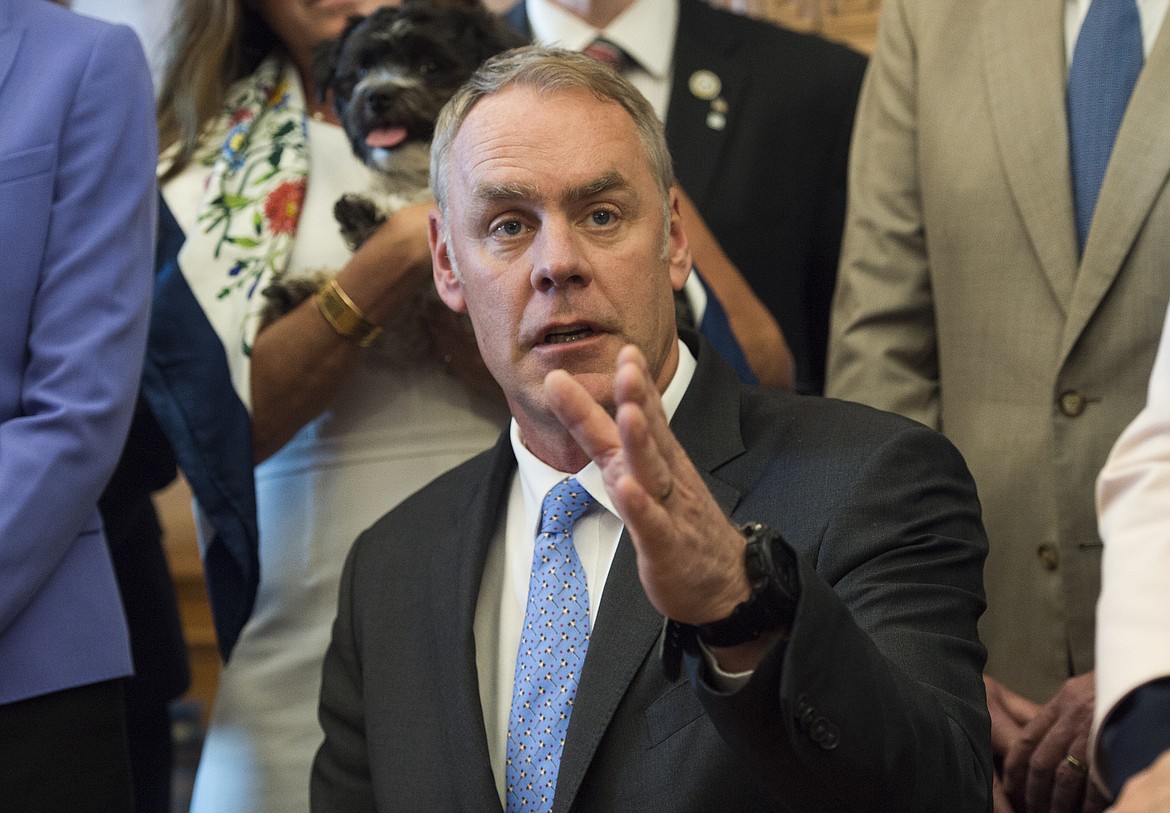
530, 218, 591, 292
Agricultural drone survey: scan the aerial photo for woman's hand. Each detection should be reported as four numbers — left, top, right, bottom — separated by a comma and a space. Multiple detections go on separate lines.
249, 201, 435, 463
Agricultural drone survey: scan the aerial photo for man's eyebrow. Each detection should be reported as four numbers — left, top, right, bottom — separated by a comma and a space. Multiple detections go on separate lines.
473, 182, 539, 204
563, 171, 630, 206
470, 172, 632, 208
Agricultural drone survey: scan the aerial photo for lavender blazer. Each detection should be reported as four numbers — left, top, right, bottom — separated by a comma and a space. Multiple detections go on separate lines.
0, 0, 156, 704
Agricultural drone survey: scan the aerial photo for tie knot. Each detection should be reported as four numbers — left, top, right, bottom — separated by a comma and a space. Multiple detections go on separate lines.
583, 38, 628, 73
540, 477, 595, 535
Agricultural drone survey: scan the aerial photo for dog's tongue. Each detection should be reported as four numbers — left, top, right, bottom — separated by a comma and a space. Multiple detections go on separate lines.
366, 126, 408, 149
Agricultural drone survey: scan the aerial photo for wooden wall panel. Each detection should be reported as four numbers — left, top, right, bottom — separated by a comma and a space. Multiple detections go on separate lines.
708, 0, 880, 52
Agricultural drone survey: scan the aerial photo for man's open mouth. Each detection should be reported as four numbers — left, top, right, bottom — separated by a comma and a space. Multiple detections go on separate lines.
544, 326, 595, 345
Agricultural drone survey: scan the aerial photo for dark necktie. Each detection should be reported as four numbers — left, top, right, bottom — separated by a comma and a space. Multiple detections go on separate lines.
1067, 0, 1144, 252
506, 477, 595, 813
583, 38, 628, 73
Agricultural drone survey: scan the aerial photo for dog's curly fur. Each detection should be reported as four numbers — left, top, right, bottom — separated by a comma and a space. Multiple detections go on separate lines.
260, 0, 526, 329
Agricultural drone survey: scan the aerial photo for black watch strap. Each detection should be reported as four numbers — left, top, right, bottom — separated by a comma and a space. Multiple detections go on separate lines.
660, 522, 799, 679
696, 523, 798, 647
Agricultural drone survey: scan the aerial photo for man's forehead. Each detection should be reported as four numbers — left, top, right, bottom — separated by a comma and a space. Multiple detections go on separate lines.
450, 85, 645, 200
454, 84, 635, 157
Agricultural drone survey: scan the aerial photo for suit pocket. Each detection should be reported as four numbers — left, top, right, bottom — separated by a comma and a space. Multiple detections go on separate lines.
644, 679, 708, 748
0, 144, 54, 186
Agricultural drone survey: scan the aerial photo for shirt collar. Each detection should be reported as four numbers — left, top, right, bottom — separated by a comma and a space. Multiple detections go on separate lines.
526, 0, 677, 81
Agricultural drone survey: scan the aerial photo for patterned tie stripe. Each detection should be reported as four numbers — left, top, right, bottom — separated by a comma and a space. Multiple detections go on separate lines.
506, 477, 595, 813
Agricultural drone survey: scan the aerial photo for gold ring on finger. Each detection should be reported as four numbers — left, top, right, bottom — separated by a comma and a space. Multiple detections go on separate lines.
1064, 754, 1086, 772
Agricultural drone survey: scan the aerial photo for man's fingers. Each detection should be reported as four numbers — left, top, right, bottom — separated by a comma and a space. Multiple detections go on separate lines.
615, 345, 676, 456
987, 675, 1039, 757
1003, 729, 1044, 804
1082, 774, 1110, 813
991, 773, 1014, 813
1000, 685, 1043, 728
1048, 754, 1088, 813
1014, 677, 1094, 813
613, 362, 675, 508
545, 368, 622, 464
1004, 693, 1061, 796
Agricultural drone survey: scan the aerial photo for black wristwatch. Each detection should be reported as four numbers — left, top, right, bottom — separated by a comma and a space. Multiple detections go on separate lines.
660, 522, 800, 678
696, 522, 799, 647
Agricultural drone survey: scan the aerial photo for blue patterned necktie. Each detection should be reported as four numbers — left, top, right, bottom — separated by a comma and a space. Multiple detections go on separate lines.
1067, 0, 1145, 252
506, 477, 595, 813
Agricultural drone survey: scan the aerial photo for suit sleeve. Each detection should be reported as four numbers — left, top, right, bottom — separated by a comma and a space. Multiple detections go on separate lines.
825, 0, 941, 429
690, 423, 992, 811
1093, 300, 1170, 758
0, 24, 156, 634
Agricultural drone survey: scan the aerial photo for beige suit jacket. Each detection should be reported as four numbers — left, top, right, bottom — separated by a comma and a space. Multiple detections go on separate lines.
827, 0, 1170, 701
1093, 300, 1170, 752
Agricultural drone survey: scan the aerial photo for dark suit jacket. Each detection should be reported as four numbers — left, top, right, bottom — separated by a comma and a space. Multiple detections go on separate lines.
99, 397, 190, 708
312, 334, 993, 812
505, 0, 867, 394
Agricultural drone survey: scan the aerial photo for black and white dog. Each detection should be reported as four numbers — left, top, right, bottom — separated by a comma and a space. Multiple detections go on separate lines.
316, 0, 525, 251
260, 1, 524, 325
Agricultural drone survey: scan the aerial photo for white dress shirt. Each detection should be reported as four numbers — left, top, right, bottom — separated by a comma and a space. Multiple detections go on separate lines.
474, 340, 696, 804
526, 0, 678, 120
1065, 0, 1169, 66
1094, 301, 1170, 747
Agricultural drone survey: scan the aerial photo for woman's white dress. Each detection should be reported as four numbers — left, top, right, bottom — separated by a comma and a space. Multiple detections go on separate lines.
185, 119, 506, 812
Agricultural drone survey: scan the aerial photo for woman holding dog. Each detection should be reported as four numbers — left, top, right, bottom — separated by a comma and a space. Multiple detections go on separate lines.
152, 1, 508, 809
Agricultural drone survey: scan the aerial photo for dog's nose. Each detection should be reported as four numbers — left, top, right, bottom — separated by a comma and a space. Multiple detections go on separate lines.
366, 91, 394, 116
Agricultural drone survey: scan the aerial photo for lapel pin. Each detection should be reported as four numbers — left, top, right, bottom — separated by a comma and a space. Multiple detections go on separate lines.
706, 110, 726, 131
688, 69, 721, 101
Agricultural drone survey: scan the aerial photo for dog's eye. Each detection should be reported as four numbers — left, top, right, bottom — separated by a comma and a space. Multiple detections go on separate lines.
357, 67, 369, 80
419, 59, 440, 75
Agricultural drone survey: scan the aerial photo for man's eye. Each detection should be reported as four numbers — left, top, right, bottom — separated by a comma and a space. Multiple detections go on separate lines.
590, 210, 614, 226
493, 220, 524, 237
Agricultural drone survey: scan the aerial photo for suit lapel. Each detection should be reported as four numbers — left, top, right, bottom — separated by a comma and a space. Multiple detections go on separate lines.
1060, 20, 1170, 361
980, 0, 1079, 310
553, 337, 745, 811
429, 435, 516, 812
665, 0, 749, 209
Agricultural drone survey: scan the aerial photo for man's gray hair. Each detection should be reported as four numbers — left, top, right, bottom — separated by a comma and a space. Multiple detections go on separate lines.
430, 46, 676, 233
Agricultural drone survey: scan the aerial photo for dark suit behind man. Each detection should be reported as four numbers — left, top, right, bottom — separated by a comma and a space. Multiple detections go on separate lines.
506, 0, 867, 394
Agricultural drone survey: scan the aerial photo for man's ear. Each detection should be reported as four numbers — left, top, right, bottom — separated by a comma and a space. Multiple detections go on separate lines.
429, 210, 467, 313
666, 187, 693, 292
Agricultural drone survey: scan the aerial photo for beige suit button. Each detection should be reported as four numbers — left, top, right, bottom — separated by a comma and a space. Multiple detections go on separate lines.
1058, 390, 1086, 417
1037, 543, 1060, 571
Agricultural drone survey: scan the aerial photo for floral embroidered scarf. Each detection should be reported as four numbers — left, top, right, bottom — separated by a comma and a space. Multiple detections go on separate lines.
167, 56, 310, 411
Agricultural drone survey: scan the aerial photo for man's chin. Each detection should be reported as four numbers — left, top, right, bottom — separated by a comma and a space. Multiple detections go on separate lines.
562, 369, 618, 415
